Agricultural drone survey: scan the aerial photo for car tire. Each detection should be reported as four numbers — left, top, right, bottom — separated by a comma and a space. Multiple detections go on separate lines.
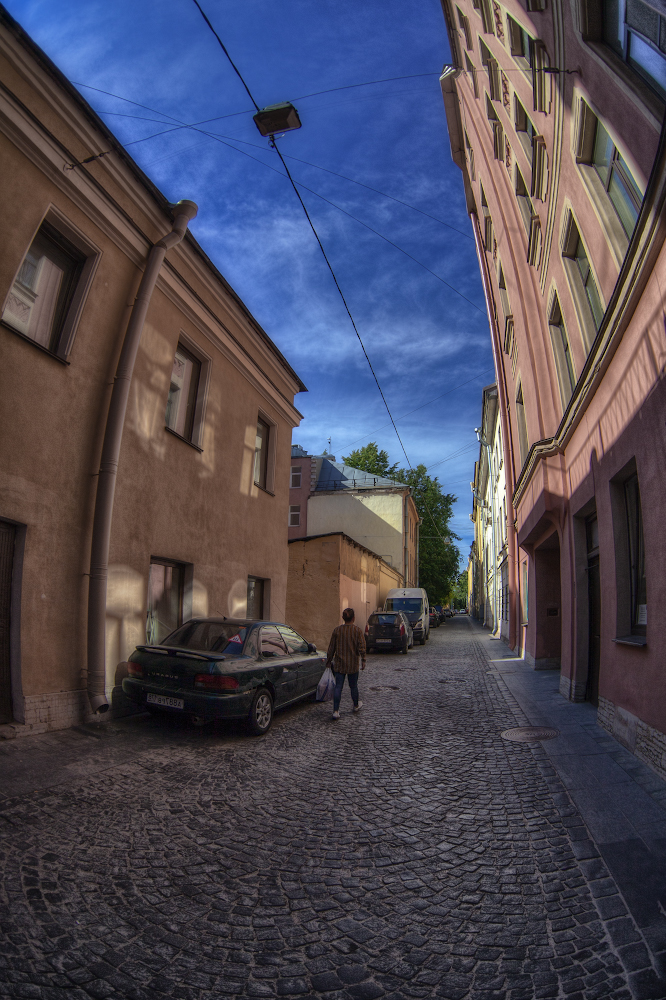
401, 640, 408, 654
248, 687, 273, 736
419, 636, 425, 645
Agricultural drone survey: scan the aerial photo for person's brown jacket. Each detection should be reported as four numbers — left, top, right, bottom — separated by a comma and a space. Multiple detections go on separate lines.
326, 623, 366, 674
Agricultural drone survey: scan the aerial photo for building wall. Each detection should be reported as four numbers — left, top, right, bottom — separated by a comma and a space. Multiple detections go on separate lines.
440, 0, 666, 765
288, 455, 315, 540
0, 14, 303, 730
307, 491, 407, 576
286, 534, 402, 650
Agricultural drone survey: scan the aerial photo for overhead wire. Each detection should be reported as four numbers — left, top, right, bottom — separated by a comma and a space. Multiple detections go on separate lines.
80, 89, 474, 241
86, 105, 483, 309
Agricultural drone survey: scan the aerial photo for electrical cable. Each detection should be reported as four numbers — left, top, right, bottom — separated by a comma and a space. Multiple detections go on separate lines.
336, 366, 494, 453
87, 105, 483, 309
190, 0, 463, 547
83, 90, 474, 240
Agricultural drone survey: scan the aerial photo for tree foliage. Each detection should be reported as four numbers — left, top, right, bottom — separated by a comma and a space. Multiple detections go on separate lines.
341, 443, 461, 604
341, 442, 399, 479
451, 569, 469, 609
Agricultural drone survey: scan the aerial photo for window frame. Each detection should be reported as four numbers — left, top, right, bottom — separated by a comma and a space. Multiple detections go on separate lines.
515, 381, 530, 469
164, 334, 210, 450
1, 209, 100, 361
561, 211, 605, 348
248, 576, 270, 620
288, 505, 301, 527
290, 466, 302, 488
548, 295, 577, 409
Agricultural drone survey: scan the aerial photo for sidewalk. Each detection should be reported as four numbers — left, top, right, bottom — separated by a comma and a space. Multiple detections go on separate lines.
473, 618, 666, 984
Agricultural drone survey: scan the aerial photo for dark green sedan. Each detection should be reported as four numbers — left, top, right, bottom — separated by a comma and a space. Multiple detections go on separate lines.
122, 618, 326, 735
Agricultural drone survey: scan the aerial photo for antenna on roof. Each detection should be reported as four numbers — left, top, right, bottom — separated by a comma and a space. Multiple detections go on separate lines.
327, 437, 332, 451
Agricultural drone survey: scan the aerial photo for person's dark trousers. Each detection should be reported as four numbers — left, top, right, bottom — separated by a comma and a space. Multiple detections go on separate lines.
333, 671, 359, 711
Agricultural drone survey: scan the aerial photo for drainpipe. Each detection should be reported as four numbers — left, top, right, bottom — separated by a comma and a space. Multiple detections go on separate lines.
86, 200, 198, 713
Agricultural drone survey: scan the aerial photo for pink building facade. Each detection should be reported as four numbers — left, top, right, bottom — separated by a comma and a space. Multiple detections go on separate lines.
440, 0, 666, 774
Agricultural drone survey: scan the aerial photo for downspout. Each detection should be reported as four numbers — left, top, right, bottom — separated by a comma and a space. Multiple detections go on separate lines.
471, 212, 518, 651
86, 200, 198, 713
403, 494, 408, 586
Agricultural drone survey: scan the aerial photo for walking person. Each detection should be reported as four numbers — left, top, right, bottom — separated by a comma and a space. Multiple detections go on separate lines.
325, 607, 366, 720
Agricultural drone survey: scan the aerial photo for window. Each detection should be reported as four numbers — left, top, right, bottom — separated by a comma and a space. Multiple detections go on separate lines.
465, 131, 476, 180
165, 343, 201, 442
247, 577, 267, 619
290, 466, 302, 488
2, 219, 93, 358
515, 383, 529, 467
562, 216, 604, 333
480, 40, 501, 99
624, 474, 647, 635
498, 264, 510, 315
289, 505, 301, 526
465, 53, 480, 97
507, 16, 533, 68
457, 6, 473, 48
549, 297, 576, 408
515, 169, 535, 232
277, 626, 309, 654
146, 559, 184, 644
514, 96, 537, 162
480, 184, 493, 250
254, 417, 270, 489
487, 96, 504, 159
260, 625, 288, 657
591, 119, 643, 237
602, 0, 666, 98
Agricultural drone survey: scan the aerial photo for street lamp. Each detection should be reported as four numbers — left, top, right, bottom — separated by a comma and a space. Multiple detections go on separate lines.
253, 102, 302, 137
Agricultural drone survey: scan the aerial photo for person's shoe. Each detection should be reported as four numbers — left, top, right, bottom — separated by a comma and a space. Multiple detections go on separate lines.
332, 710, 340, 720
353, 701, 363, 713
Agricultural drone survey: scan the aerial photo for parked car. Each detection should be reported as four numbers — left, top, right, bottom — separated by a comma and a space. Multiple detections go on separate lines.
122, 618, 326, 735
384, 587, 429, 644
365, 611, 413, 654
429, 608, 440, 628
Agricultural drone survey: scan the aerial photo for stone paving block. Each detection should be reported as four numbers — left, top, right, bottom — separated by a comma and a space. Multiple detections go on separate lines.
0, 623, 659, 1000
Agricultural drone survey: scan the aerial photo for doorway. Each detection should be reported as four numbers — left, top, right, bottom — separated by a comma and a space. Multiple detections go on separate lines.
0, 522, 16, 723
586, 515, 601, 705
146, 559, 184, 644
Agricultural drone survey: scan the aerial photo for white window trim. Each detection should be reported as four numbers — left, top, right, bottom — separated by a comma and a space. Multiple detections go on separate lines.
255, 409, 278, 495
168, 331, 211, 450
1, 205, 101, 360
560, 206, 605, 353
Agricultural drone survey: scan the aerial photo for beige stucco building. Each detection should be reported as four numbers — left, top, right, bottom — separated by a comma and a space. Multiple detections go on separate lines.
286, 533, 403, 650
0, 9, 304, 733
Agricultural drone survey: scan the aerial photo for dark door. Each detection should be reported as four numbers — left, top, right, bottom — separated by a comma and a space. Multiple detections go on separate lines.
586, 515, 601, 706
0, 522, 15, 724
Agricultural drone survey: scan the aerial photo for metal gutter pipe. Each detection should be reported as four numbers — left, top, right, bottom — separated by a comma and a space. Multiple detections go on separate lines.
86, 200, 198, 713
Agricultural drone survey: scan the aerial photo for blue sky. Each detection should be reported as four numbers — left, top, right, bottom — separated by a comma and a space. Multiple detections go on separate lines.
6, 0, 493, 560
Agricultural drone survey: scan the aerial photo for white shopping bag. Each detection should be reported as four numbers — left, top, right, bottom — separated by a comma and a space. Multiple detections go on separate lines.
316, 666, 336, 702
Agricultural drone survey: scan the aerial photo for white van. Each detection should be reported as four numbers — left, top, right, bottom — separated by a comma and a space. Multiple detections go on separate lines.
383, 588, 429, 645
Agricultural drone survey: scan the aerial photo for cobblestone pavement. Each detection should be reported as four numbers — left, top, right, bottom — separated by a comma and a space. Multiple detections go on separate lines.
1, 618, 664, 1000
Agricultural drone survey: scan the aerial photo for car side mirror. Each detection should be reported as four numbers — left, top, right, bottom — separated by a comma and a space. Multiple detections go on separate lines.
307, 643, 317, 654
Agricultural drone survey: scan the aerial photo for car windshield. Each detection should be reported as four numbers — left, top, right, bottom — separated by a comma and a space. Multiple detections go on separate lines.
369, 614, 399, 625
385, 598, 422, 614
161, 622, 249, 654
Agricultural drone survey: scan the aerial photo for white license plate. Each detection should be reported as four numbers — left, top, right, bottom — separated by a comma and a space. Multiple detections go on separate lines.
376, 639, 392, 643
147, 693, 184, 709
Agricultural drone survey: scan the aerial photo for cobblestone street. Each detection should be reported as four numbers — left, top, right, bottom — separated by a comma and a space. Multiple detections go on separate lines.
1, 618, 665, 1000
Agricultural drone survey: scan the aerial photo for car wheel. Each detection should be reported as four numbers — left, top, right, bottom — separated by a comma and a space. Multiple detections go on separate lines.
248, 687, 273, 736
419, 636, 425, 645
401, 640, 408, 654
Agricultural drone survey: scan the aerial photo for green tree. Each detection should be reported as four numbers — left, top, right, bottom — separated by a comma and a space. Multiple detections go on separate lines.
451, 569, 469, 609
341, 441, 399, 479
393, 464, 460, 605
